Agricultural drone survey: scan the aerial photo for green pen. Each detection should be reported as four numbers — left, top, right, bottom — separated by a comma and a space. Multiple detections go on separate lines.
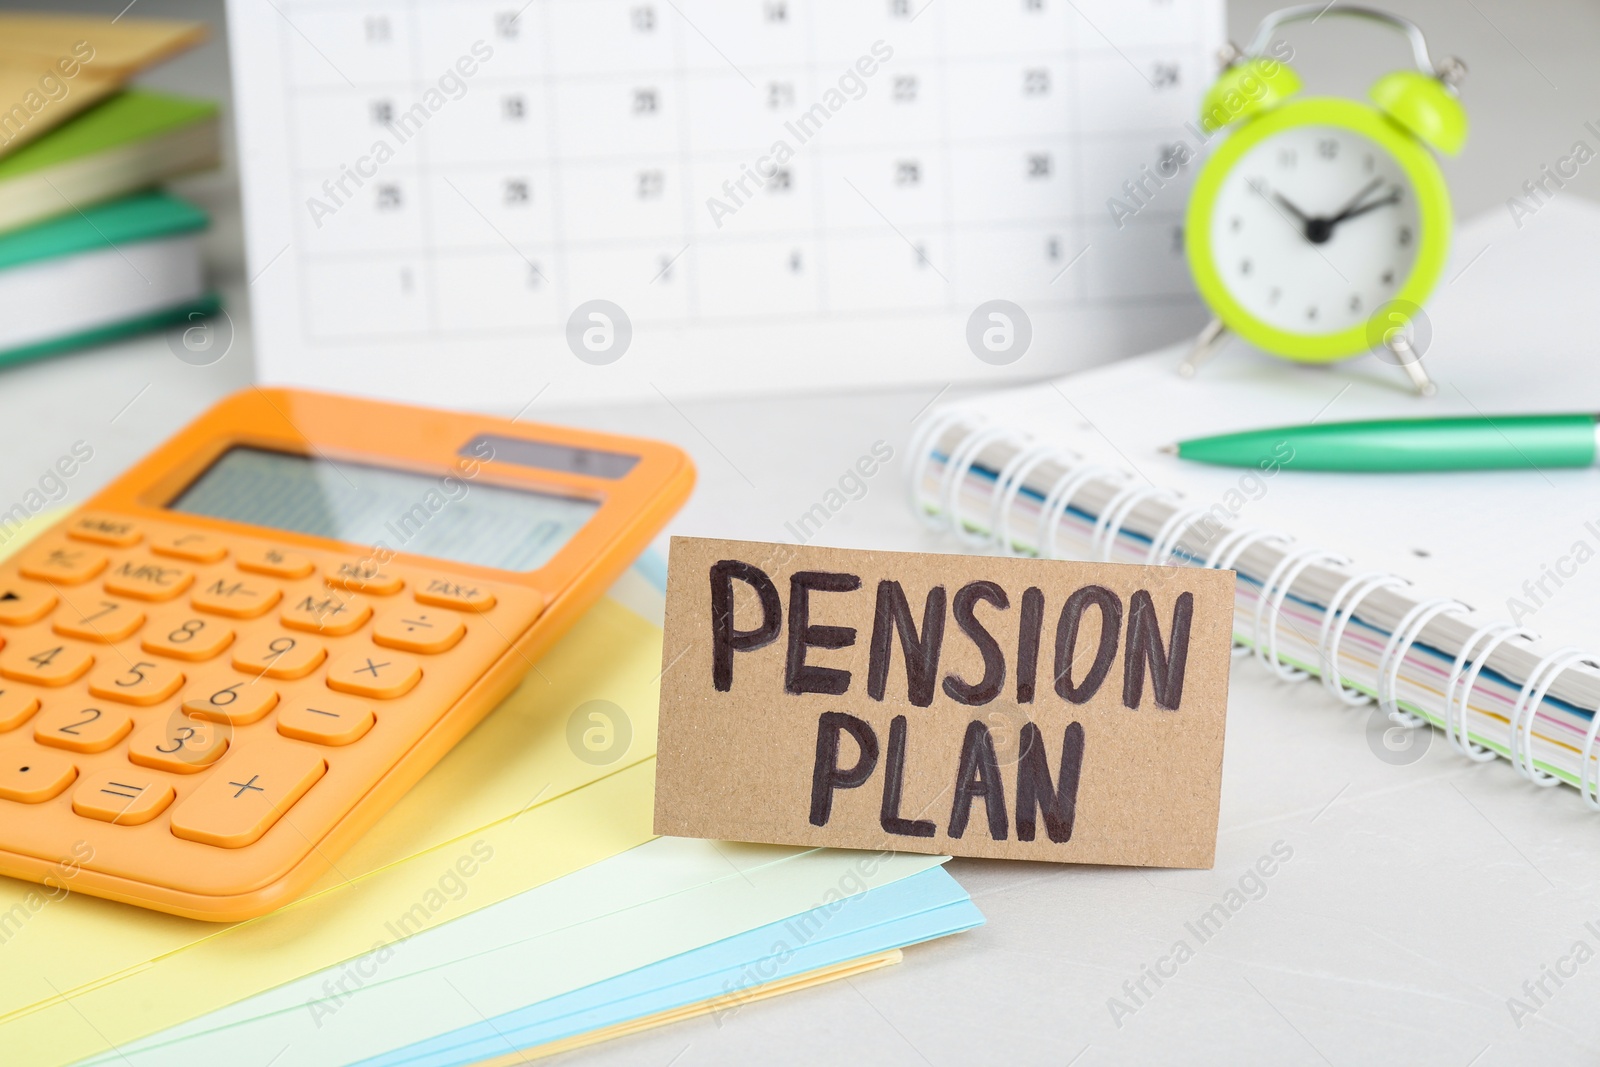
1165, 414, 1600, 472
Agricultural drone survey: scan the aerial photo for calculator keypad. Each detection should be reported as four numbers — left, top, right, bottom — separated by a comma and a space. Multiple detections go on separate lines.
87, 659, 186, 705
150, 531, 227, 562
141, 610, 235, 661
33, 704, 133, 754
168, 744, 326, 849
72, 769, 175, 825
20, 544, 107, 584
0, 584, 57, 626
0, 516, 543, 900
53, 595, 144, 642
231, 632, 326, 679
0, 640, 96, 686
0, 745, 77, 803
104, 557, 196, 601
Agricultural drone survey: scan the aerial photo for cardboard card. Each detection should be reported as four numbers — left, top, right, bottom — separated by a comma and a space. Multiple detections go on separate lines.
654, 537, 1235, 868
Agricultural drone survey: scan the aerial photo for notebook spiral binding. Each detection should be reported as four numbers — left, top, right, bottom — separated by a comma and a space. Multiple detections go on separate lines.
908, 409, 1600, 809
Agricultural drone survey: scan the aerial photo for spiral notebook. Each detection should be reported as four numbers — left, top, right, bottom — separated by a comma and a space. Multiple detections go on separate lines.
907, 196, 1600, 807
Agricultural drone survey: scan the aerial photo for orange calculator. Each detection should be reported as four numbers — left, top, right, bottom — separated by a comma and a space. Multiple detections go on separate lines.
0, 389, 692, 920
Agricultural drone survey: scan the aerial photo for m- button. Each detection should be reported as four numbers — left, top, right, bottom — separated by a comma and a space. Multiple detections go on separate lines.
192, 576, 281, 619
414, 576, 500, 613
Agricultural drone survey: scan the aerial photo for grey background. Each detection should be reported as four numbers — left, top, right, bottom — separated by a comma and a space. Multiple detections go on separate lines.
3, 2, 1599, 1065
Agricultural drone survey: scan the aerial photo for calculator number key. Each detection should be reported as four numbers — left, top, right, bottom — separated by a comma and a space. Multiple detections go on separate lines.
0, 583, 57, 626
142, 612, 236, 662
326, 649, 421, 699
72, 769, 175, 825
128, 716, 230, 773
19, 544, 107, 585
277, 696, 375, 746
33, 705, 133, 754
169, 745, 326, 848
0, 642, 94, 686
231, 633, 326, 680
87, 658, 186, 706
182, 675, 280, 726
373, 609, 465, 654
53, 597, 144, 642
104, 558, 195, 602
191, 576, 282, 619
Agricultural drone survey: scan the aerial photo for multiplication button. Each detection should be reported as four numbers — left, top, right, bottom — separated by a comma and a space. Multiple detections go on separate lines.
326, 649, 421, 699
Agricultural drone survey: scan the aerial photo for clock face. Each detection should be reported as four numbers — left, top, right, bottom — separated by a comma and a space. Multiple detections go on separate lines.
1205, 123, 1423, 335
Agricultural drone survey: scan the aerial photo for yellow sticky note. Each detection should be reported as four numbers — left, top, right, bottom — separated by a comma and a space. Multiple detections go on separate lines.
0, 590, 665, 1067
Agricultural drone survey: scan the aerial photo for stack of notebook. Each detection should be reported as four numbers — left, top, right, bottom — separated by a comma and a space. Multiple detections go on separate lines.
0, 514, 980, 1067
0, 15, 221, 367
907, 198, 1600, 809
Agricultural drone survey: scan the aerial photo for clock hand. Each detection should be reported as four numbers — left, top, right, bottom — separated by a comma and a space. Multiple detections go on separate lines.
1327, 190, 1403, 227
1271, 191, 1312, 225
1326, 177, 1385, 225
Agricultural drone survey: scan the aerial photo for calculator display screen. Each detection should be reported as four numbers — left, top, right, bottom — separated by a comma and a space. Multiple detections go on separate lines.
169, 447, 599, 572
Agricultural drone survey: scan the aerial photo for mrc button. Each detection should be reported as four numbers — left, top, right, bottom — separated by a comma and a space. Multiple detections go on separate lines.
414, 577, 499, 612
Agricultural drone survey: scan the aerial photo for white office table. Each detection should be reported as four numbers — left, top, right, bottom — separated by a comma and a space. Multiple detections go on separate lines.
9, 253, 1600, 1067
7, 1, 1600, 1062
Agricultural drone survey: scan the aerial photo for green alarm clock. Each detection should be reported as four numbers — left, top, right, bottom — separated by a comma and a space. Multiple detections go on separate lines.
1180, 5, 1467, 396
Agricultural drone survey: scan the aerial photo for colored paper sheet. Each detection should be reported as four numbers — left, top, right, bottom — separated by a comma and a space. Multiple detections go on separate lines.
0, 545, 670, 1067
468, 951, 903, 1066
86, 839, 950, 1066
357, 867, 984, 1067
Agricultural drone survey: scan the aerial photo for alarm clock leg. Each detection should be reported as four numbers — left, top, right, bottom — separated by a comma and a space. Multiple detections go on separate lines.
1383, 333, 1439, 397
1177, 318, 1229, 378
